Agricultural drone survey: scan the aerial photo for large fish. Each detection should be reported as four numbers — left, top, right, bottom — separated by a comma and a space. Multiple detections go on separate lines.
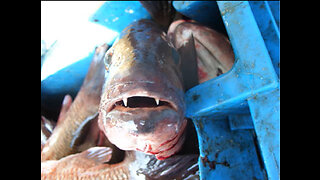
98, 19, 197, 161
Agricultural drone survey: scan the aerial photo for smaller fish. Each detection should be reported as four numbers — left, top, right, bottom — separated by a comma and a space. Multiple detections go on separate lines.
168, 20, 235, 83
41, 146, 133, 179
41, 44, 109, 162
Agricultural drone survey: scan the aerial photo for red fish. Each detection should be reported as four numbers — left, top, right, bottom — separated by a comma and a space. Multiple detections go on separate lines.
168, 19, 235, 83
41, 44, 109, 162
98, 19, 193, 161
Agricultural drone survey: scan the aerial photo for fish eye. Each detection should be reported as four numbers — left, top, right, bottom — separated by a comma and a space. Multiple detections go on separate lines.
104, 49, 113, 72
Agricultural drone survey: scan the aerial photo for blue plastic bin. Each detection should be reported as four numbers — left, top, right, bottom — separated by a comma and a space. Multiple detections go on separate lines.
176, 1, 280, 179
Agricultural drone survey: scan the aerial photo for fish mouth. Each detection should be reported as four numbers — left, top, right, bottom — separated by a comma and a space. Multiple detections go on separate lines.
108, 96, 177, 112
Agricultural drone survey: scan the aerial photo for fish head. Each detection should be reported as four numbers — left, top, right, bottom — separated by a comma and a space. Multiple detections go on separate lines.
98, 20, 187, 160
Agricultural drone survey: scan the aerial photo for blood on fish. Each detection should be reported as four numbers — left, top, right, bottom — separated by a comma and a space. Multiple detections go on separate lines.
159, 132, 179, 147
156, 149, 181, 161
198, 66, 208, 80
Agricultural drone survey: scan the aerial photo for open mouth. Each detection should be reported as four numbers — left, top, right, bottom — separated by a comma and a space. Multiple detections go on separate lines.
108, 96, 177, 113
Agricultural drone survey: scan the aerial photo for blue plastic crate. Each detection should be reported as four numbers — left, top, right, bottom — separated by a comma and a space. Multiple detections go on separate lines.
177, 1, 280, 179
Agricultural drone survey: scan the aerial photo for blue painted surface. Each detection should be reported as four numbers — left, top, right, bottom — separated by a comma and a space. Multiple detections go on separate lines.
248, 88, 280, 180
266, 1, 280, 29
185, 1, 280, 179
193, 116, 266, 180
249, 1, 280, 77
228, 113, 254, 131
89, 1, 151, 34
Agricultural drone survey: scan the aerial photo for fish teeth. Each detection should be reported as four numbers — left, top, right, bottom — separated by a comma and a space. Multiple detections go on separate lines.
123, 97, 128, 107
155, 98, 160, 106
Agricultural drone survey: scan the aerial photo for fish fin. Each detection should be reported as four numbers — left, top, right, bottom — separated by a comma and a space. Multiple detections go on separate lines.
177, 32, 199, 91
41, 147, 113, 178
56, 94, 73, 126
81, 44, 108, 97
135, 152, 199, 179
140, 1, 177, 30
41, 116, 55, 136
41, 116, 56, 151
81, 146, 113, 164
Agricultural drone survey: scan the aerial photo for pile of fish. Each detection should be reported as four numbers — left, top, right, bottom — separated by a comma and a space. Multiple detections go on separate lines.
41, 2, 234, 180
